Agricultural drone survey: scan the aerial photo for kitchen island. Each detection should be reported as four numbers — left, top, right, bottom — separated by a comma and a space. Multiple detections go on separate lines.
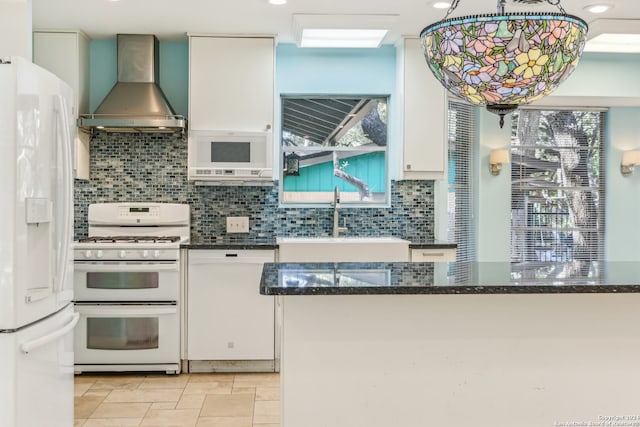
261, 261, 640, 427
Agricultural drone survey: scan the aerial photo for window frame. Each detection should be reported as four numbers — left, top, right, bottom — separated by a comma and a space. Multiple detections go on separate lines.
278, 94, 391, 208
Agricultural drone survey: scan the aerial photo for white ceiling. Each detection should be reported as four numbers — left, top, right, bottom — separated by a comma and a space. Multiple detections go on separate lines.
32, 0, 640, 44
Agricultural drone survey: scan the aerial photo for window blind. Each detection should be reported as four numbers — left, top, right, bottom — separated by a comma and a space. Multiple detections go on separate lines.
447, 100, 477, 264
510, 108, 607, 263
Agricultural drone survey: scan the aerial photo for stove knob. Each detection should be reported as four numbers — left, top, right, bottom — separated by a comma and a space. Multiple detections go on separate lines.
119, 250, 127, 259
153, 250, 161, 258
84, 250, 93, 258
142, 250, 150, 259
96, 250, 104, 259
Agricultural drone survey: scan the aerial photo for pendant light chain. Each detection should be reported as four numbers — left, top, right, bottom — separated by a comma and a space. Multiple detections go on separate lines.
444, 0, 461, 20
497, 0, 507, 14
546, 0, 567, 14
446, 0, 567, 17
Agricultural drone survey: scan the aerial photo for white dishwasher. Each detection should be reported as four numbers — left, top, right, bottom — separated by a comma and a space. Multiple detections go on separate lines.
187, 249, 275, 372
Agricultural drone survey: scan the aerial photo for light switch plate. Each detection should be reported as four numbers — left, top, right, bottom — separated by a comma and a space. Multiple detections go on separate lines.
226, 216, 249, 233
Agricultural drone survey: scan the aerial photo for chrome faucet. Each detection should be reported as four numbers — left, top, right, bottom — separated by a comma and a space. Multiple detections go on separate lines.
333, 186, 347, 237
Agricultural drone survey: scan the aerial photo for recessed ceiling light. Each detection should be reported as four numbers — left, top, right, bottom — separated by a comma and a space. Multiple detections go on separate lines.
268, 0, 287, 4
584, 4, 612, 14
432, 1, 451, 9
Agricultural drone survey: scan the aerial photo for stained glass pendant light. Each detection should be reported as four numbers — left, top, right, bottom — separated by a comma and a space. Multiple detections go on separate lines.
420, 0, 588, 127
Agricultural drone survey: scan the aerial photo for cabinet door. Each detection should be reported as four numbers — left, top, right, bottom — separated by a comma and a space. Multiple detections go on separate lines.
33, 31, 90, 180
189, 36, 274, 132
400, 38, 446, 180
187, 250, 275, 360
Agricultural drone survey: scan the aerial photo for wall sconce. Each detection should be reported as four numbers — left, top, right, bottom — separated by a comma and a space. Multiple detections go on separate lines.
620, 150, 640, 177
489, 149, 510, 176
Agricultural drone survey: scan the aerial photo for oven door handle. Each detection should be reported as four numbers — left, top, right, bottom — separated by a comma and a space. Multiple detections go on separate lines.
75, 305, 178, 316
74, 263, 179, 273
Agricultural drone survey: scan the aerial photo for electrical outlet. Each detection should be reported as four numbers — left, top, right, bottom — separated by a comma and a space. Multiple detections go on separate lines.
226, 216, 249, 233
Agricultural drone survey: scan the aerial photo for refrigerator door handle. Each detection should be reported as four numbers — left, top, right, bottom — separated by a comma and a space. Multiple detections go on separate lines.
20, 312, 80, 354
53, 94, 73, 295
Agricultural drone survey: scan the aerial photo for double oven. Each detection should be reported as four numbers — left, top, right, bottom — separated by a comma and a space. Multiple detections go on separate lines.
73, 203, 189, 374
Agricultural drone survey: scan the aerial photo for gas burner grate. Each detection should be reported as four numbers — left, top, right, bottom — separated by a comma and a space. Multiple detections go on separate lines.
79, 236, 182, 243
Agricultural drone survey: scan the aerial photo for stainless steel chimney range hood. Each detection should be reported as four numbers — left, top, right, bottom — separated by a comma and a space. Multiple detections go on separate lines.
78, 34, 186, 134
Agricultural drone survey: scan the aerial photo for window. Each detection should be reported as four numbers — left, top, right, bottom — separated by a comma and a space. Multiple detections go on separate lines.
447, 100, 477, 284
280, 95, 389, 205
510, 109, 606, 263
447, 100, 477, 264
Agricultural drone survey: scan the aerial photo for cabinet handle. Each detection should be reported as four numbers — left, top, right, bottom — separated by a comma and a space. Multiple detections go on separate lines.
424, 252, 445, 257
225, 253, 238, 257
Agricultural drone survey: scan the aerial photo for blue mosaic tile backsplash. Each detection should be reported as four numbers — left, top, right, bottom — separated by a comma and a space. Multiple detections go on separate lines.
74, 133, 435, 241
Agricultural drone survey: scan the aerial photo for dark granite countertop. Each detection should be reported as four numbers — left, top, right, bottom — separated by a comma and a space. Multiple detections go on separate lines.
184, 237, 454, 250
183, 237, 277, 250
260, 261, 640, 295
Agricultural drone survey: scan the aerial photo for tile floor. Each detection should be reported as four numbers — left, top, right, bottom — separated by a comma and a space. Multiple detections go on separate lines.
74, 372, 280, 427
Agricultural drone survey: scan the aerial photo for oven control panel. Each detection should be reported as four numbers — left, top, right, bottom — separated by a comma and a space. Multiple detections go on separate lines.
118, 206, 160, 219
87, 203, 190, 227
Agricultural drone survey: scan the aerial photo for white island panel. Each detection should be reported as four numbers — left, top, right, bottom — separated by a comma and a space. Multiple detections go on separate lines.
281, 293, 640, 427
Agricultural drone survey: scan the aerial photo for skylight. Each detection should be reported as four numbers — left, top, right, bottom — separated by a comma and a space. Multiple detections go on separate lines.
299, 29, 388, 48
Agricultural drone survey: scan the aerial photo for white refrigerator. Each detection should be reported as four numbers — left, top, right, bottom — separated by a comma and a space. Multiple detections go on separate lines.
0, 56, 77, 427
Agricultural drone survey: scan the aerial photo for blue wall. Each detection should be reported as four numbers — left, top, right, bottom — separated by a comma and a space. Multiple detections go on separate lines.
275, 44, 396, 95
89, 39, 189, 117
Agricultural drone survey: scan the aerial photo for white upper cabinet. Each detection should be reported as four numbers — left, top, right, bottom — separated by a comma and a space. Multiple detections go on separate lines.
396, 37, 446, 180
188, 35, 275, 132
33, 30, 90, 180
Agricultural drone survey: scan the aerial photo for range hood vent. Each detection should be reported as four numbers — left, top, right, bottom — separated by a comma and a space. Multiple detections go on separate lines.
78, 34, 186, 134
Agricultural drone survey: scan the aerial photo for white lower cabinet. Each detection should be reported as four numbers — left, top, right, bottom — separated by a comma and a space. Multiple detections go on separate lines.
187, 249, 275, 372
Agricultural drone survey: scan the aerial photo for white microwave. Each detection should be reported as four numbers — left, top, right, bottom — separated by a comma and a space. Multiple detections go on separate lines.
188, 130, 273, 182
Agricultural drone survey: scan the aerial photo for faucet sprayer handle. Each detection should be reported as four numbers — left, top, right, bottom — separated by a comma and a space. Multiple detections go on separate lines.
334, 185, 340, 203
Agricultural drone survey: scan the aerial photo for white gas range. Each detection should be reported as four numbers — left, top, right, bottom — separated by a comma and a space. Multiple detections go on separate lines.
73, 202, 190, 374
